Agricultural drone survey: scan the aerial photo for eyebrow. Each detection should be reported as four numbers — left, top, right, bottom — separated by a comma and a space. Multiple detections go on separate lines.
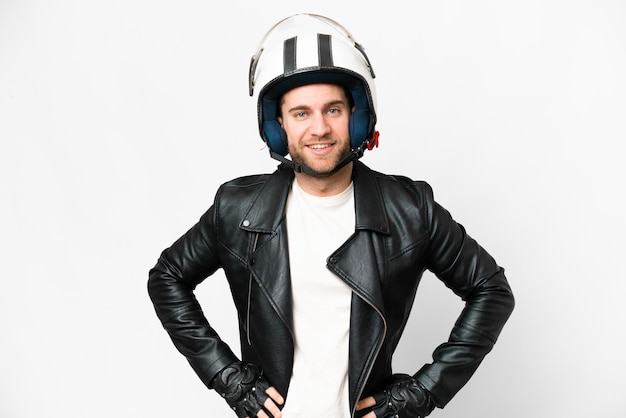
286, 99, 347, 114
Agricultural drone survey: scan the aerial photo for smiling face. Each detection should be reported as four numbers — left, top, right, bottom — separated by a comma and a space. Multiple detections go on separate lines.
278, 83, 353, 178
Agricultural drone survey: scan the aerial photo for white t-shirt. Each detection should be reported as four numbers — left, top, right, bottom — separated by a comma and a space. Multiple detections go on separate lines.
281, 179, 355, 418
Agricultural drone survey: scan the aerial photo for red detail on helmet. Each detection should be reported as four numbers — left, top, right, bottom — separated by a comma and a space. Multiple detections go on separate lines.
367, 131, 380, 150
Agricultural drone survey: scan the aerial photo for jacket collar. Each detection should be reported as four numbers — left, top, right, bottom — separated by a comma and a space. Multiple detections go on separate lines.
352, 161, 390, 235
240, 161, 390, 235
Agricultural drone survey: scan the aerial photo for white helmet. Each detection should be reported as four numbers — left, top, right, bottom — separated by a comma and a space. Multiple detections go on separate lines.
249, 13, 378, 164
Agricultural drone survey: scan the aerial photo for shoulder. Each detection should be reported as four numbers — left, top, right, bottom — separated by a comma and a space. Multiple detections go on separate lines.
218, 164, 292, 192
213, 164, 293, 219
357, 162, 435, 204
214, 173, 274, 212
219, 173, 274, 192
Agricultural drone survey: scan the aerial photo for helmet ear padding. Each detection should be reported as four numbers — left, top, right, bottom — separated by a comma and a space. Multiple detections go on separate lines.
349, 108, 369, 149
346, 83, 373, 149
261, 95, 289, 156
263, 120, 289, 156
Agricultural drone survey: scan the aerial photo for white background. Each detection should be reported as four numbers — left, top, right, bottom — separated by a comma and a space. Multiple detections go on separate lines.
1, 1, 625, 417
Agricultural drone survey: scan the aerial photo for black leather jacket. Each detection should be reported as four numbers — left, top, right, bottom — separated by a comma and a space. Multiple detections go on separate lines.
148, 161, 514, 414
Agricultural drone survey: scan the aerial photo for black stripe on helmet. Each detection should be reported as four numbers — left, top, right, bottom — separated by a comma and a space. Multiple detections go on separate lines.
283, 36, 297, 73
318, 34, 333, 67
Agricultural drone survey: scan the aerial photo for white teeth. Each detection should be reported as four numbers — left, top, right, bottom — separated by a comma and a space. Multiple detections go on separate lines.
308, 144, 330, 149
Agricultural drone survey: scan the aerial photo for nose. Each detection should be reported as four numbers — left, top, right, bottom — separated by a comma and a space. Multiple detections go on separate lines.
310, 112, 331, 137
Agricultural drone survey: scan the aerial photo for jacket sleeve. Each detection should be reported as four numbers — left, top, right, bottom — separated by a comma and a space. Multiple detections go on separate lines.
413, 182, 515, 407
147, 204, 240, 389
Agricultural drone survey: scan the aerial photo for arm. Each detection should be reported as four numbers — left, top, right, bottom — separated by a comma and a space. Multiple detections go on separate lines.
148, 202, 286, 417
358, 183, 514, 415
356, 180, 514, 416
414, 186, 515, 407
147, 205, 240, 387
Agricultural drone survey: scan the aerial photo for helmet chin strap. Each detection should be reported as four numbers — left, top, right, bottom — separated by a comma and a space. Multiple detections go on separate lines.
269, 142, 368, 178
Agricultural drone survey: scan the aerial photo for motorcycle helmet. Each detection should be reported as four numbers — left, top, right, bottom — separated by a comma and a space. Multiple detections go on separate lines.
248, 13, 378, 169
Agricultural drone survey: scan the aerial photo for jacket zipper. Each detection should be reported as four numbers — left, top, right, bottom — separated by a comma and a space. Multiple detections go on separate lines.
350, 288, 387, 418
246, 233, 260, 346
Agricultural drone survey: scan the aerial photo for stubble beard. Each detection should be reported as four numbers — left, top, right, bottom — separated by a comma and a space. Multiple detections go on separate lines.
290, 141, 352, 177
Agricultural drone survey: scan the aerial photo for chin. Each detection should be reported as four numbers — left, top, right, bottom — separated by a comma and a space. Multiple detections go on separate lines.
305, 160, 341, 176
291, 149, 352, 177
309, 168, 335, 178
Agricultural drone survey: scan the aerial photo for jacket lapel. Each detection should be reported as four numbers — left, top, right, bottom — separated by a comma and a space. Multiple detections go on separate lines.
338, 161, 390, 312
329, 162, 392, 408
240, 165, 295, 334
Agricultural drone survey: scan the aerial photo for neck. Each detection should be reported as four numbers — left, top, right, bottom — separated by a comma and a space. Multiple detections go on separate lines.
294, 162, 353, 197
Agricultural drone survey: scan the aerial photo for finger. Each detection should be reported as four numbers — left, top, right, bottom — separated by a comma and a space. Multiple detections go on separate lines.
266, 386, 284, 405
262, 395, 283, 417
356, 396, 376, 410
255, 410, 269, 418
260, 386, 284, 418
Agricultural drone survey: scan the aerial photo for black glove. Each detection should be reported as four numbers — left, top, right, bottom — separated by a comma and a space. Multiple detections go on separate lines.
211, 361, 271, 418
370, 374, 435, 418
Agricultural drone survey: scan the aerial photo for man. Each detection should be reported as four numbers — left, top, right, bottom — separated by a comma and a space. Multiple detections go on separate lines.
148, 13, 514, 418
